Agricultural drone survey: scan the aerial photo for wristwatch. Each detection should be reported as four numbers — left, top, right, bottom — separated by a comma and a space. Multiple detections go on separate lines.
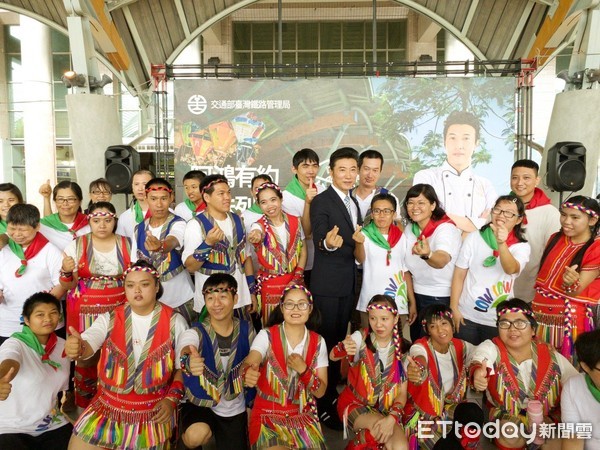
420, 251, 433, 260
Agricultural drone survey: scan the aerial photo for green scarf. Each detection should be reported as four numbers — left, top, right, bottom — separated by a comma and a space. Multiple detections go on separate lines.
585, 373, 600, 403
362, 221, 391, 250
40, 213, 68, 232
284, 176, 307, 200
184, 198, 196, 212
133, 201, 144, 223
0, 219, 6, 235
248, 202, 262, 214
480, 226, 499, 267
11, 325, 61, 370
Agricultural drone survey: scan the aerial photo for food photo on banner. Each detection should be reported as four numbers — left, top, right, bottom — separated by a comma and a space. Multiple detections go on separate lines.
173, 77, 515, 212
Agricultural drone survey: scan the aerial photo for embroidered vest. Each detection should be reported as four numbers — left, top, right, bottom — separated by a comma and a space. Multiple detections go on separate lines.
97, 304, 176, 395
195, 212, 246, 275
135, 214, 185, 282
255, 213, 302, 275
75, 233, 131, 287
406, 337, 468, 420
184, 319, 255, 407
256, 324, 321, 413
346, 329, 406, 412
486, 338, 562, 421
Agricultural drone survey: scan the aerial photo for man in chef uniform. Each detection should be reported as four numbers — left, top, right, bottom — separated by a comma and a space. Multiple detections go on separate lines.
413, 110, 496, 233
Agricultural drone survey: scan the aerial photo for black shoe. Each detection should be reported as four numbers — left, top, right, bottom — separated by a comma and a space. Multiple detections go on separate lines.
319, 409, 343, 431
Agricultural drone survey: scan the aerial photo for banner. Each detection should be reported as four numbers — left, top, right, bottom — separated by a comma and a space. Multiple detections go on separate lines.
173, 77, 515, 211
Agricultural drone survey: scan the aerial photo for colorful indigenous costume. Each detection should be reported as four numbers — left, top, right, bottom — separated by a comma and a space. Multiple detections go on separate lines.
183, 212, 253, 313
73, 303, 185, 450
336, 329, 406, 437
116, 201, 150, 241
532, 233, 600, 359
249, 324, 326, 449
404, 337, 470, 449
40, 212, 90, 251
252, 213, 304, 324
65, 233, 132, 407
475, 337, 573, 428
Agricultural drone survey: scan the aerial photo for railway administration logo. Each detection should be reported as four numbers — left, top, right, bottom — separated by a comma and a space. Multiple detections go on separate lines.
188, 95, 207, 115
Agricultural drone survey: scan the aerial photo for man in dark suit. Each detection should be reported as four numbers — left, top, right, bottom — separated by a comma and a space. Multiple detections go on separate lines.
310, 146, 362, 429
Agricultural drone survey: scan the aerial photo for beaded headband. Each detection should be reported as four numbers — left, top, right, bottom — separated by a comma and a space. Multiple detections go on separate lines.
202, 179, 228, 194
282, 284, 313, 304
255, 182, 282, 196
421, 310, 453, 327
367, 303, 398, 315
561, 201, 599, 218
202, 286, 237, 295
123, 265, 160, 279
145, 186, 173, 193
496, 307, 535, 319
87, 211, 116, 219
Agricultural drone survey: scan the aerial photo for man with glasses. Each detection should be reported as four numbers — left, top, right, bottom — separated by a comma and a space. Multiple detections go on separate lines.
509, 160, 560, 303
470, 299, 577, 450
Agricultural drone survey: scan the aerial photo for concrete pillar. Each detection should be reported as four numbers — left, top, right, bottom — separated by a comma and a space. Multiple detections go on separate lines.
66, 94, 125, 212
21, 16, 55, 210
540, 89, 600, 202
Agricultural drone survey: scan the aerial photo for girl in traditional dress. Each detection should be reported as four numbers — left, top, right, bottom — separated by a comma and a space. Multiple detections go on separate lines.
353, 192, 415, 337
451, 195, 531, 345
242, 284, 328, 450
65, 260, 188, 450
470, 299, 577, 450
399, 184, 462, 340
332, 295, 409, 450
532, 195, 600, 361
39, 181, 90, 252
59, 201, 131, 407
403, 305, 475, 449
0, 183, 23, 235
248, 182, 306, 326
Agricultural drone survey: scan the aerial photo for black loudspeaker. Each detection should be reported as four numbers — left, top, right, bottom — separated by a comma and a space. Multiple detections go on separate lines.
546, 142, 586, 192
105, 145, 140, 194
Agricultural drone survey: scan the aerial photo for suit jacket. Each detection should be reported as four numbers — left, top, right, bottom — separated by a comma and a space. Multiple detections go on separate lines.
310, 186, 362, 297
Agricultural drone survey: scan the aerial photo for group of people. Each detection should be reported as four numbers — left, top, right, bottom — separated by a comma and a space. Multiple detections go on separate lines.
0, 109, 599, 450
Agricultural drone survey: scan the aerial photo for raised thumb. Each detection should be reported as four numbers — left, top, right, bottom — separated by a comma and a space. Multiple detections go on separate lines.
479, 359, 488, 374
406, 355, 416, 366
251, 363, 259, 370
68, 326, 82, 340
190, 346, 200, 357
1, 367, 15, 382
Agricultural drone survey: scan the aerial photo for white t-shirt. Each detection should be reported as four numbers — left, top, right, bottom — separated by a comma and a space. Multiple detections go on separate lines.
40, 223, 91, 252
174, 202, 195, 223
514, 204, 561, 302
242, 208, 263, 273
358, 232, 408, 313
116, 207, 146, 242
561, 373, 600, 449
182, 217, 251, 312
131, 220, 194, 308
400, 222, 462, 297
64, 239, 120, 276
282, 183, 325, 271
0, 337, 69, 435
0, 242, 63, 336
409, 340, 474, 394
178, 327, 251, 417
472, 339, 578, 400
413, 161, 497, 229
251, 326, 329, 369
349, 330, 395, 368
456, 231, 531, 327
82, 309, 188, 365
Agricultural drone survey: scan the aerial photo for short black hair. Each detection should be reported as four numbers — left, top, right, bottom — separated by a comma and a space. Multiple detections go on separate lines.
89, 178, 112, 194
53, 180, 83, 202
183, 170, 206, 184
402, 183, 447, 222
200, 174, 229, 197
444, 111, 480, 141
575, 329, 600, 371
250, 174, 273, 188
6, 203, 40, 228
145, 177, 173, 191
359, 150, 384, 169
495, 298, 537, 329
22, 292, 61, 321
292, 148, 320, 168
371, 192, 397, 211
421, 304, 454, 336
202, 273, 238, 293
329, 147, 359, 170
0, 183, 24, 203
511, 159, 539, 175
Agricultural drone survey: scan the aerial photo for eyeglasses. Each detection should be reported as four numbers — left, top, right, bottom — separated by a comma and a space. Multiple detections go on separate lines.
497, 319, 530, 330
491, 207, 519, 219
281, 302, 311, 311
372, 208, 395, 216
55, 197, 79, 205
91, 190, 111, 196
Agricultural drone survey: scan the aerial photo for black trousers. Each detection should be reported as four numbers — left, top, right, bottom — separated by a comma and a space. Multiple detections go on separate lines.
0, 423, 73, 450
